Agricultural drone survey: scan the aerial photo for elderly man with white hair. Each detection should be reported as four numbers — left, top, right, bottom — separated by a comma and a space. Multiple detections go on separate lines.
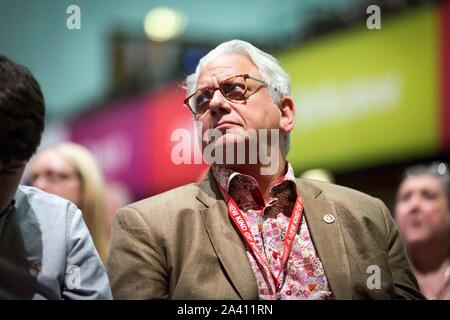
108, 40, 423, 300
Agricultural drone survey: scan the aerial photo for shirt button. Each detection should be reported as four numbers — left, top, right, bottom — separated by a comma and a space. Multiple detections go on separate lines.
323, 214, 335, 224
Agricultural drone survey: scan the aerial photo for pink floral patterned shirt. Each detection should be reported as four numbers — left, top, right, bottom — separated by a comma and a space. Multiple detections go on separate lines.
212, 164, 333, 300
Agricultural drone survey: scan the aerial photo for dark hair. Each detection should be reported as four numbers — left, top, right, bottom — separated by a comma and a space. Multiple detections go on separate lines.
0, 55, 45, 165
402, 162, 450, 201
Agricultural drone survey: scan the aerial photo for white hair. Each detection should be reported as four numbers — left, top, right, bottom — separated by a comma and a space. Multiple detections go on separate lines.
185, 39, 292, 154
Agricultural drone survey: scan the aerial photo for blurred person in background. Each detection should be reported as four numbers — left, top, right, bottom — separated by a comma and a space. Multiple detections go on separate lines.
395, 162, 450, 299
0, 55, 111, 299
104, 183, 132, 236
27, 142, 110, 265
108, 39, 423, 300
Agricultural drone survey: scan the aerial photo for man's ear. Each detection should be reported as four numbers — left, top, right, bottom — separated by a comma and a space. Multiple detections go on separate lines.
279, 96, 295, 134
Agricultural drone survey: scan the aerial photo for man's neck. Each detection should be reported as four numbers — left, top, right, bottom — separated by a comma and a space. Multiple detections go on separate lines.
413, 256, 450, 299
221, 158, 288, 203
408, 241, 449, 274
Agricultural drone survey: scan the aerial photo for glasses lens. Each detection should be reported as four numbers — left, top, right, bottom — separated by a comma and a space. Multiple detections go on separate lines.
190, 90, 212, 115
188, 76, 248, 116
221, 76, 247, 101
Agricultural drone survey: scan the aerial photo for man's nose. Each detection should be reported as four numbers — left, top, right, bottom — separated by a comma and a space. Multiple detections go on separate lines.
208, 89, 231, 114
407, 195, 422, 214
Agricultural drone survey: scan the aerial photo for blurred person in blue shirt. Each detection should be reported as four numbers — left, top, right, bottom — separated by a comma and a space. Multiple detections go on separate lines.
27, 142, 110, 265
0, 55, 112, 299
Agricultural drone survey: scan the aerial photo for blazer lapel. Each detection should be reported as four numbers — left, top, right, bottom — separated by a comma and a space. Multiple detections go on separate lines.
297, 178, 353, 299
197, 173, 258, 300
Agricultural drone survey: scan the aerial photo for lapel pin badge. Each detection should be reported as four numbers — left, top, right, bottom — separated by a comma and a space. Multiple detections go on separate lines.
323, 214, 335, 224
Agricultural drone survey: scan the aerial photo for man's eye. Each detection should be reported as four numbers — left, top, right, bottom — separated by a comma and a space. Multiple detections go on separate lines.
193, 91, 212, 114
423, 190, 437, 200
223, 82, 245, 93
398, 192, 411, 202
222, 83, 246, 100
195, 91, 212, 106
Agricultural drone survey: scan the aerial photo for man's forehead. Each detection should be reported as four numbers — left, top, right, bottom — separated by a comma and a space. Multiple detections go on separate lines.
198, 66, 234, 81
400, 175, 444, 191
197, 54, 259, 85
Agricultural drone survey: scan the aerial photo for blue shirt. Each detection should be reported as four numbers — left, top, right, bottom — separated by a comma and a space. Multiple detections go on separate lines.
0, 186, 112, 299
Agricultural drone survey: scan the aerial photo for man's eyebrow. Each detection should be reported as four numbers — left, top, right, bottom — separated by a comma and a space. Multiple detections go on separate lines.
197, 74, 232, 90
196, 80, 214, 90
195, 85, 210, 91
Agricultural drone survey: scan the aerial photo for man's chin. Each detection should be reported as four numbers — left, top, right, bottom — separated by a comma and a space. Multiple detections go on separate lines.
203, 129, 248, 147
202, 135, 253, 166
404, 230, 431, 246
215, 133, 247, 146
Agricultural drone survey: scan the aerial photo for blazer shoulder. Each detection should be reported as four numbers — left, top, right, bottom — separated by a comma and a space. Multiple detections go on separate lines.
15, 185, 79, 224
119, 182, 204, 217
298, 178, 383, 209
298, 178, 391, 242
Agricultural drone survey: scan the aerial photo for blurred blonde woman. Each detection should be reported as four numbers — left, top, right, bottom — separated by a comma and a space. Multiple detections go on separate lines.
27, 142, 109, 264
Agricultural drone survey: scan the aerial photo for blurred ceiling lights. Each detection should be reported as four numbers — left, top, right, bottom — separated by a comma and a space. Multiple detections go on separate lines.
144, 7, 187, 42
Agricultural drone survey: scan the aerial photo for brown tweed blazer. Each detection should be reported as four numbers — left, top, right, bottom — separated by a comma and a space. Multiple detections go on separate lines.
107, 171, 423, 300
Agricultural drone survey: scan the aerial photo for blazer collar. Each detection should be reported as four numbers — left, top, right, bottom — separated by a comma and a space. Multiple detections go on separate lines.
296, 178, 352, 299
197, 171, 258, 299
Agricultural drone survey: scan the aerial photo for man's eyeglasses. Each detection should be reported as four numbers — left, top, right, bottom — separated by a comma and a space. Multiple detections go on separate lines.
184, 74, 267, 117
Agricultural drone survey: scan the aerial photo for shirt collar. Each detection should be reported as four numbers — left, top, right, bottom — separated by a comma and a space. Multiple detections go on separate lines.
212, 162, 297, 192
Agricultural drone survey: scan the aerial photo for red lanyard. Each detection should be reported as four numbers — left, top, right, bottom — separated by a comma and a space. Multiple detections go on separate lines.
215, 178, 304, 295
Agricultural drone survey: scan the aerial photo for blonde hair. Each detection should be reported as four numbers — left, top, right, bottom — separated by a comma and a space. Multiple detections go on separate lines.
47, 142, 109, 264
